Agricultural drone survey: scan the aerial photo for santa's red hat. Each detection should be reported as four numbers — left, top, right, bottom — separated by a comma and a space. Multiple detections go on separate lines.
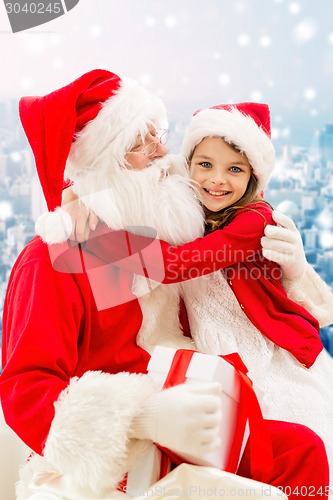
19, 69, 167, 211
181, 102, 275, 192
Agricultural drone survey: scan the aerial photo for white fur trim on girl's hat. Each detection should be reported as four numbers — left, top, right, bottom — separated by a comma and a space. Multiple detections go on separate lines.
181, 102, 275, 192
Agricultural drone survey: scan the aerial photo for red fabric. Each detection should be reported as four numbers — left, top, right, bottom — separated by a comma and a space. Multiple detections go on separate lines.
238, 420, 330, 500
19, 69, 121, 211
84, 202, 323, 368
0, 236, 149, 454
179, 298, 191, 337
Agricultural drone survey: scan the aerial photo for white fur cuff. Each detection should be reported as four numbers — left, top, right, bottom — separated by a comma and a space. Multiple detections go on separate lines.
43, 371, 156, 496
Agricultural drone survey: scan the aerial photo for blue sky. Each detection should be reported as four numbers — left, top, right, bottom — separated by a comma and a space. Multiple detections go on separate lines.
0, 0, 333, 145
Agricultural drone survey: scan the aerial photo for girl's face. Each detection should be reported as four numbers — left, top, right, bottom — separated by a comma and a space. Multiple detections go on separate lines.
190, 137, 252, 212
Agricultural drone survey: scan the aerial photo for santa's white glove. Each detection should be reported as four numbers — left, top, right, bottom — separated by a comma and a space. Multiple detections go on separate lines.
261, 210, 307, 282
130, 382, 222, 458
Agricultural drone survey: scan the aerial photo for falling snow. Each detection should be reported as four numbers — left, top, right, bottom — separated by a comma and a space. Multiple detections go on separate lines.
164, 16, 178, 29
304, 88, 317, 101
1, 0, 332, 149
293, 19, 317, 43
145, 16, 156, 27
289, 3, 301, 15
259, 35, 272, 48
238, 34, 251, 46
218, 74, 231, 86
89, 25, 103, 38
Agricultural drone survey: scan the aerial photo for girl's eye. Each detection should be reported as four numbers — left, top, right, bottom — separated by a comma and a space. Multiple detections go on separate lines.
200, 162, 212, 168
230, 166, 241, 173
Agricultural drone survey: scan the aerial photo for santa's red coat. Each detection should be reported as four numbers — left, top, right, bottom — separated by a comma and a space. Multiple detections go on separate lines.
0, 237, 151, 454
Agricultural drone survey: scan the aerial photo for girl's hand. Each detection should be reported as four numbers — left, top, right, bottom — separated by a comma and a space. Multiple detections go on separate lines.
261, 210, 307, 282
62, 186, 98, 242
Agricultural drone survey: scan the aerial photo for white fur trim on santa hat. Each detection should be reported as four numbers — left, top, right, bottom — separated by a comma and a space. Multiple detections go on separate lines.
42, 371, 156, 496
65, 78, 168, 184
181, 108, 275, 192
35, 207, 73, 244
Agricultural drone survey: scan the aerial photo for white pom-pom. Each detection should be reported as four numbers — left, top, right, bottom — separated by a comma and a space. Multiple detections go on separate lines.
35, 208, 73, 244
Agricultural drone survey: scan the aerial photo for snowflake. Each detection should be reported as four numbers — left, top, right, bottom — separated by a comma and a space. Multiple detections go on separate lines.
304, 88, 316, 100
49, 35, 64, 47
234, 1, 246, 13
238, 34, 251, 46
21, 36, 45, 56
53, 58, 64, 70
250, 90, 263, 101
20, 77, 34, 90
145, 16, 156, 27
293, 19, 317, 43
218, 74, 231, 86
320, 232, 333, 249
0, 201, 13, 220
165, 16, 178, 29
259, 35, 272, 48
289, 3, 301, 15
89, 25, 102, 38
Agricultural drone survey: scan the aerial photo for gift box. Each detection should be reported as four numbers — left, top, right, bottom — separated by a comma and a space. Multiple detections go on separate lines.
147, 346, 272, 476
125, 347, 272, 496
125, 445, 166, 497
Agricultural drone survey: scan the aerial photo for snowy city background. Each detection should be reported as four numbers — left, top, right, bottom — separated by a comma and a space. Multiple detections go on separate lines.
0, 0, 333, 353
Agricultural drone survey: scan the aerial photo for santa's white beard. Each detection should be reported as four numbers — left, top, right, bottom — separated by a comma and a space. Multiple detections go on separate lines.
73, 154, 205, 245
69, 154, 205, 352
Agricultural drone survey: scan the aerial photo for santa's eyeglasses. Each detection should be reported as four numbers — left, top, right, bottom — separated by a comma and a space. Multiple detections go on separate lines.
127, 129, 169, 157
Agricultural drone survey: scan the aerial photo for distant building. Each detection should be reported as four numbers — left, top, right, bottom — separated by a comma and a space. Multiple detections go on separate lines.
319, 124, 333, 167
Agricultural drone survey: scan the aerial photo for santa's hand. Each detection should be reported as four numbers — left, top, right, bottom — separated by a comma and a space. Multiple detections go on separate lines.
261, 210, 307, 282
62, 186, 98, 243
130, 382, 222, 458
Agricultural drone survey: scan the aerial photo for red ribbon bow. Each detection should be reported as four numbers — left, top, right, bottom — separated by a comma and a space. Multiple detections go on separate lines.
158, 349, 273, 478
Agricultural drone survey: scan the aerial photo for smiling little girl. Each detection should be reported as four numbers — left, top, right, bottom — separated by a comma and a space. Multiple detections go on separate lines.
179, 102, 333, 492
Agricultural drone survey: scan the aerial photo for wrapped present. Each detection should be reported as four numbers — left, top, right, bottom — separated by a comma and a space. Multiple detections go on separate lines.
147, 347, 272, 476
132, 463, 288, 500
125, 445, 170, 497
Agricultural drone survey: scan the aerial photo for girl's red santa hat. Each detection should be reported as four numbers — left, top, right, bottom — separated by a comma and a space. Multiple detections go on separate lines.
181, 102, 275, 192
19, 69, 168, 212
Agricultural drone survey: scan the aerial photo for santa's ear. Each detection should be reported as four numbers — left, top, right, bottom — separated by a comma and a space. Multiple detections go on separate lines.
35, 207, 73, 244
